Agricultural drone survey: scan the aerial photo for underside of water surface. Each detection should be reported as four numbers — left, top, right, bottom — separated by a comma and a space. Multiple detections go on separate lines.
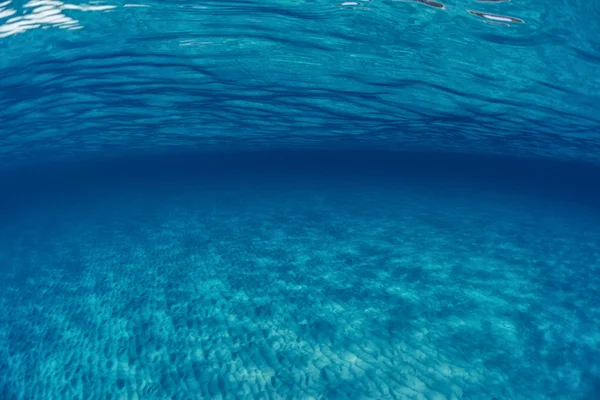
0, 152, 599, 399
1, 0, 600, 166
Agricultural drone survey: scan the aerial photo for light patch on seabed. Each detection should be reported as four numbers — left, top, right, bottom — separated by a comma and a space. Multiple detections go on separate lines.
0, 183, 599, 399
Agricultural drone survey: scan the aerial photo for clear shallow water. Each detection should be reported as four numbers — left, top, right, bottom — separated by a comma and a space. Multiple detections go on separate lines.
1, 153, 600, 399
1, 0, 600, 397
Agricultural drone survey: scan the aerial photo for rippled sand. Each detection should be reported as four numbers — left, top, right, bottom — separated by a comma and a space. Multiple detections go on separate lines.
1, 182, 599, 399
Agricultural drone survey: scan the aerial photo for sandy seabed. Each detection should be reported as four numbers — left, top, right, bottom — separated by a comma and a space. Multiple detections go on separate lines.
1, 180, 599, 400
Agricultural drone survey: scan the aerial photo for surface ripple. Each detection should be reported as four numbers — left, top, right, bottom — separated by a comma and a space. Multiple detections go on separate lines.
0, 0, 599, 166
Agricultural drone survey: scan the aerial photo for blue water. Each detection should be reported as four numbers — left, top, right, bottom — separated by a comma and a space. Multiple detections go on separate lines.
1, 0, 600, 399
1, 0, 600, 165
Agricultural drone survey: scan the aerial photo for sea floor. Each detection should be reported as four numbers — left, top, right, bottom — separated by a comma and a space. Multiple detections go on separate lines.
0, 176, 599, 399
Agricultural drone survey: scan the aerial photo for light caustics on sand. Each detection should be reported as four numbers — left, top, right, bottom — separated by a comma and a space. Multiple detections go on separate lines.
0, 177, 599, 399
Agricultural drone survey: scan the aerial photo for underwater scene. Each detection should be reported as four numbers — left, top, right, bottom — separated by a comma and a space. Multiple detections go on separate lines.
1, 0, 599, 399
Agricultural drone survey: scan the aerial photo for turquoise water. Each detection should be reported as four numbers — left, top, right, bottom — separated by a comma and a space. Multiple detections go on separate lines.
1, 0, 599, 165
1, 154, 599, 399
1, 0, 600, 399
